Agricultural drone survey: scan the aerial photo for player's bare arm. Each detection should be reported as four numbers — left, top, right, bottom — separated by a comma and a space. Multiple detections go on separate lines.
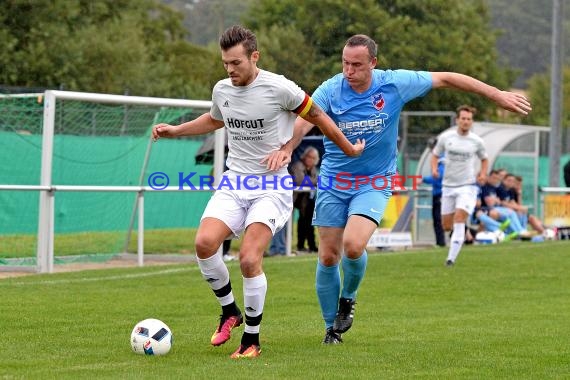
262, 102, 365, 171
430, 154, 440, 178
430, 72, 532, 115
152, 113, 224, 141
477, 158, 489, 184
300, 103, 365, 157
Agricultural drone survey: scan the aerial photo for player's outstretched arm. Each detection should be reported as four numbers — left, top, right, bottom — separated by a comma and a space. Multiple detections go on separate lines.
431, 72, 532, 115
301, 103, 365, 156
152, 113, 224, 141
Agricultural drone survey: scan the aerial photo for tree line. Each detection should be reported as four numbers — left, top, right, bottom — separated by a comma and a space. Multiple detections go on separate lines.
1, 0, 567, 126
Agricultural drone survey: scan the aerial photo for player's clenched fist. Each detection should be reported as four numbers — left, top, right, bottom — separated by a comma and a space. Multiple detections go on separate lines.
152, 123, 176, 141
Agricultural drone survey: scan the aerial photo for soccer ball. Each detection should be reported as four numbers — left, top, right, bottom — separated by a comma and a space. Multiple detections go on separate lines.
130, 318, 173, 355
475, 231, 499, 244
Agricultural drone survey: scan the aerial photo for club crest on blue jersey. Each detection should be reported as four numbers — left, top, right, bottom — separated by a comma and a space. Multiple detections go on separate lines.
372, 93, 385, 111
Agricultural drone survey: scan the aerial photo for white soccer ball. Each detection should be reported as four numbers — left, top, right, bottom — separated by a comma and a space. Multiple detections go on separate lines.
475, 231, 498, 244
131, 318, 173, 355
543, 228, 557, 240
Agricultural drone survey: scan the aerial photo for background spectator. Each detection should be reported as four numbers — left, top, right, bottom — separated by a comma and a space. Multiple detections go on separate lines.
291, 146, 320, 253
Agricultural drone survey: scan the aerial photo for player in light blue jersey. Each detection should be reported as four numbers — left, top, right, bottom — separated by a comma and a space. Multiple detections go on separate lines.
276, 34, 531, 344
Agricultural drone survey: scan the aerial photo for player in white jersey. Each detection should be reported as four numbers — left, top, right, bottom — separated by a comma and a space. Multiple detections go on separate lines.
432, 105, 488, 266
152, 26, 363, 359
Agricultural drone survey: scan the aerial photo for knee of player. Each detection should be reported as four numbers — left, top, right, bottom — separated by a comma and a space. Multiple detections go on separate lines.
453, 215, 468, 224
195, 234, 221, 256
239, 251, 262, 273
343, 240, 367, 259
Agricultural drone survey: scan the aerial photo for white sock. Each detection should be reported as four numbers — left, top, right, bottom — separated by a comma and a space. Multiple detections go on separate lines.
197, 253, 234, 306
243, 273, 267, 334
447, 223, 465, 263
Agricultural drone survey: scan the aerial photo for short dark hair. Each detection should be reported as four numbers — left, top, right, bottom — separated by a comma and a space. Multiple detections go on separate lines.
489, 169, 500, 176
219, 25, 257, 57
345, 34, 377, 61
456, 105, 477, 117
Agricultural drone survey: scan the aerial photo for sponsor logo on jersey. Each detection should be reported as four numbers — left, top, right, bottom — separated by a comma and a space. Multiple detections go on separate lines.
447, 149, 474, 161
338, 116, 387, 130
226, 118, 265, 129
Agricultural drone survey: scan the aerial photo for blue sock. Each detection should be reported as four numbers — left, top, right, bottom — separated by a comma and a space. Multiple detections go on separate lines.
341, 251, 368, 300
316, 261, 340, 329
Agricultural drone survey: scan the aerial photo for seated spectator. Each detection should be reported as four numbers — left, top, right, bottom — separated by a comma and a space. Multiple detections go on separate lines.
480, 170, 530, 239
505, 175, 546, 234
472, 187, 510, 234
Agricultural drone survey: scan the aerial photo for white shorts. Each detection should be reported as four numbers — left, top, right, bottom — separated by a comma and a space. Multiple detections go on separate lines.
441, 185, 478, 215
201, 171, 293, 237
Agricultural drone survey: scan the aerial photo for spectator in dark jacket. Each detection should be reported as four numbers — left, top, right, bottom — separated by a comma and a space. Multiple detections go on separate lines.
291, 146, 320, 252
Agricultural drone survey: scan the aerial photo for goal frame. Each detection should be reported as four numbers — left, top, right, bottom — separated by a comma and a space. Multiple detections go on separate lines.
36, 90, 223, 273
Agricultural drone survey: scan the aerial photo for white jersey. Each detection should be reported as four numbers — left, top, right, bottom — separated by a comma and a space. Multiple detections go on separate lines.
433, 128, 487, 187
210, 70, 307, 175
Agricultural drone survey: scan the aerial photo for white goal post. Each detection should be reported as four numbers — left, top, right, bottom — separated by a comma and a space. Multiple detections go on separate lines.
36, 90, 224, 273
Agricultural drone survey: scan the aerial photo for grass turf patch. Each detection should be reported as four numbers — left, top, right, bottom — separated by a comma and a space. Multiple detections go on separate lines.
1, 241, 569, 378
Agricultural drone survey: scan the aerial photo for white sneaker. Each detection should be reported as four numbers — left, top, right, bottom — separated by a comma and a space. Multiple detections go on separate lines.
223, 254, 237, 262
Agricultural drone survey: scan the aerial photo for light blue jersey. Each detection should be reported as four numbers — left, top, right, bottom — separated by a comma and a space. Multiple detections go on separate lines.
313, 69, 432, 179
311, 69, 432, 227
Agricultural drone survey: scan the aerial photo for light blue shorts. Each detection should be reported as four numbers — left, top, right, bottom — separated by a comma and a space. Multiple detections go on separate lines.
312, 186, 392, 228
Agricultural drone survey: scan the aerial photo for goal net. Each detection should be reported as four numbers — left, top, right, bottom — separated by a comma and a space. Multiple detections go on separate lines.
0, 91, 214, 271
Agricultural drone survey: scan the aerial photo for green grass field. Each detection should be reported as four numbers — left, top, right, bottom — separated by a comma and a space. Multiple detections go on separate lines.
0, 229, 202, 259
0, 228, 257, 259
1, 241, 569, 379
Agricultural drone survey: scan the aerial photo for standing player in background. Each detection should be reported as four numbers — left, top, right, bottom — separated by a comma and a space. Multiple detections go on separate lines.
432, 105, 488, 266
274, 34, 531, 344
152, 25, 364, 358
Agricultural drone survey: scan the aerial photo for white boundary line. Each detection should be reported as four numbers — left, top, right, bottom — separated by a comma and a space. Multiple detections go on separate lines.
2, 267, 195, 286
2, 255, 326, 286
